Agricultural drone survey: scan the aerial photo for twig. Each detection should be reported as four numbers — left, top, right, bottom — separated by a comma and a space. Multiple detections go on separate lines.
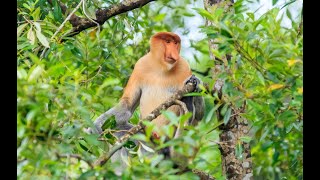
192, 169, 215, 180
17, 20, 43, 24
40, 0, 85, 59
80, 65, 102, 83
93, 82, 197, 167
56, 153, 93, 168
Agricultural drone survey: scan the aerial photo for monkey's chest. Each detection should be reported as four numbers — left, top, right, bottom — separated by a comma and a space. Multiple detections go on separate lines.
139, 85, 179, 119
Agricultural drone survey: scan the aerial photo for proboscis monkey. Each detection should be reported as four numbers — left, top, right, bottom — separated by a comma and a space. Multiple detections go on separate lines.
87, 32, 204, 168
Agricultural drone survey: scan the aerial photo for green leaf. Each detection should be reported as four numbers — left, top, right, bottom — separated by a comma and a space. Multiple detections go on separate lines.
84, 134, 100, 146
220, 104, 228, 116
53, 0, 63, 23
131, 134, 148, 142
36, 30, 50, 48
223, 107, 232, 125
162, 111, 178, 124
32, 7, 41, 20
272, 0, 278, 5
240, 136, 252, 143
27, 28, 36, 45
286, 9, 292, 21
246, 12, 255, 20
101, 116, 116, 130
286, 123, 293, 133
151, 155, 164, 168
28, 65, 43, 82
256, 71, 265, 86
235, 143, 243, 160
79, 142, 89, 151
137, 145, 144, 163
182, 12, 195, 17
17, 23, 28, 37
211, 49, 223, 60
260, 127, 270, 141
153, 14, 166, 22
247, 100, 263, 111
193, 8, 214, 21
28, 52, 41, 64
78, 170, 95, 180
26, 109, 39, 126
205, 103, 222, 123
33, 22, 41, 32
120, 150, 130, 166
17, 68, 28, 80
180, 172, 200, 180
140, 142, 155, 153
97, 78, 120, 94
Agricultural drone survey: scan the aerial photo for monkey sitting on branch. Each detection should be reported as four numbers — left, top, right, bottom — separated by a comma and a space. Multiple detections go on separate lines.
86, 32, 205, 170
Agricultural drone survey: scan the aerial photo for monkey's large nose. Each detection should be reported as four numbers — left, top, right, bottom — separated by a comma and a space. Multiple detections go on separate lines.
167, 52, 179, 62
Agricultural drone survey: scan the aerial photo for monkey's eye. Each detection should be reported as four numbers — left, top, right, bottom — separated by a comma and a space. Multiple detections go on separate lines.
174, 41, 178, 44
166, 40, 170, 43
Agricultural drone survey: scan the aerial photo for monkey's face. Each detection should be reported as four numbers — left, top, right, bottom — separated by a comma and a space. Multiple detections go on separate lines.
150, 32, 182, 71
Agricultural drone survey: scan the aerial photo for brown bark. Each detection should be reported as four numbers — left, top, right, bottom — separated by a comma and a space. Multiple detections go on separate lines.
203, 0, 253, 179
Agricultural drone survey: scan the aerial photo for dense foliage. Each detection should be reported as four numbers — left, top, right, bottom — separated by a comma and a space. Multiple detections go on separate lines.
17, 0, 302, 179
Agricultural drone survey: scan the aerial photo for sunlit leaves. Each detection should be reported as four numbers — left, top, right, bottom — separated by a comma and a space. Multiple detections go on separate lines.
287, 59, 302, 67
268, 84, 284, 91
17, 23, 29, 37
193, 8, 214, 21
36, 31, 50, 48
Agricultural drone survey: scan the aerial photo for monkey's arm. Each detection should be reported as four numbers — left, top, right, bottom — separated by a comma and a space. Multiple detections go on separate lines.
113, 74, 141, 136
87, 72, 141, 135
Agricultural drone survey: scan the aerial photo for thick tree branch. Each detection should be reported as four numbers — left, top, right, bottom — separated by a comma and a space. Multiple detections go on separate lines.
93, 82, 197, 167
59, 0, 156, 38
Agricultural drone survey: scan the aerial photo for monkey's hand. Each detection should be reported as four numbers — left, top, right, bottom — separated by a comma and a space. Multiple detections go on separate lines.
84, 105, 133, 136
184, 74, 201, 92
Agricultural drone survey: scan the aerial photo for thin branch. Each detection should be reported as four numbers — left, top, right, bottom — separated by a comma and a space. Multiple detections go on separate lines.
17, 20, 43, 24
93, 81, 197, 167
66, 0, 156, 38
80, 65, 102, 83
297, 5, 303, 37
192, 169, 216, 180
56, 153, 93, 168
82, 0, 101, 41
40, 0, 84, 59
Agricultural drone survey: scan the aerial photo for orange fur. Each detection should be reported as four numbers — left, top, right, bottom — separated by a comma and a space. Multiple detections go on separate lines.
120, 32, 191, 130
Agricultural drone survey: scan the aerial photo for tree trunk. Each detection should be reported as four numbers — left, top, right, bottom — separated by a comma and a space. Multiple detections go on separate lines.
203, 0, 253, 179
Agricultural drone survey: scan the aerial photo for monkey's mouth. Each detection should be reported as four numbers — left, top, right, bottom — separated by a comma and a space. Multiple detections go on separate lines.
165, 58, 177, 64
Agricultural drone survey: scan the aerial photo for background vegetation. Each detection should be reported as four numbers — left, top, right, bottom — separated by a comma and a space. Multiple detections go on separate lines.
17, 0, 303, 179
